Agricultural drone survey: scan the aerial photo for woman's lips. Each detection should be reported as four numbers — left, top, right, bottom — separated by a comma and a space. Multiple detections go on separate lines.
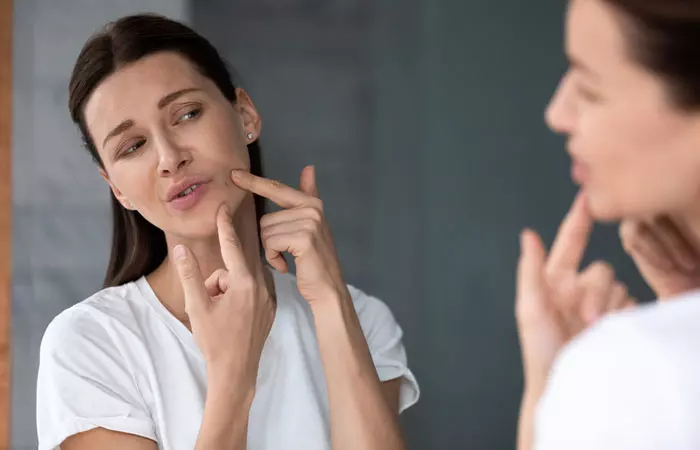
168, 182, 210, 211
571, 160, 589, 184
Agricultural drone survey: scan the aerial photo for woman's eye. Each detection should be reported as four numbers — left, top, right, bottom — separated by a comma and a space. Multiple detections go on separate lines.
175, 108, 201, 124
122, 140, 145, 157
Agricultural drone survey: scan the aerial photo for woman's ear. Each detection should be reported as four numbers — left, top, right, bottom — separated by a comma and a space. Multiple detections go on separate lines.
99, 169, 135, 210
235, 87, 262, 141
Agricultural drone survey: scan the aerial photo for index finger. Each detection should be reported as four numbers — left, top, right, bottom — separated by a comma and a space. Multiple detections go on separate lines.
231, 169, 312, 209
216, 203, 250, 277
546, 192, 594, 274
172, 245, 209, 316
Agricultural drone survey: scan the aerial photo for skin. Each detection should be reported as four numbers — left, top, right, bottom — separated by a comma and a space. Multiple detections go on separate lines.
62, 51, 404, 450
516, 1, 700, 449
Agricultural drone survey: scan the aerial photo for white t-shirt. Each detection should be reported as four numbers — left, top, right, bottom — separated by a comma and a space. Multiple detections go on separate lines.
36, 270, 419, 450
534, 290, 700, 450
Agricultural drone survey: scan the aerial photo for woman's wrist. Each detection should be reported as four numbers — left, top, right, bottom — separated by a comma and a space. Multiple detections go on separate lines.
207, 363, 256, 407
308, 287, 352, 319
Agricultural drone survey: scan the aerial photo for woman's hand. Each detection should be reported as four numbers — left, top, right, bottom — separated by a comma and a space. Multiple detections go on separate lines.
516, 193, 636, 450
172, 204, 275, 384
232, 166, 405, 450
517, 193, 635, 388
231, 165, 348, 305
620, 216, 700, 299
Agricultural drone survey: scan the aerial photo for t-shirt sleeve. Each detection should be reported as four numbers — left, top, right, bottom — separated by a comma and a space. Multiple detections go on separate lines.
348, 285, 420, 413
533, 316, 681, 450
37, 306, 157, 450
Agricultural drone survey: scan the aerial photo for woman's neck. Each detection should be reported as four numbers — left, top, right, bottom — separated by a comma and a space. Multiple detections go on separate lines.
147, 195, 264, 326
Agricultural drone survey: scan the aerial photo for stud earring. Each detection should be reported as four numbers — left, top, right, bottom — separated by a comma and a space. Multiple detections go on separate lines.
247, 132, 254, 140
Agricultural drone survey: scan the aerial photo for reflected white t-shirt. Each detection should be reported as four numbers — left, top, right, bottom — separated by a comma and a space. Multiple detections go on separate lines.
36, 270, 419, 450
534, 290, 700, 450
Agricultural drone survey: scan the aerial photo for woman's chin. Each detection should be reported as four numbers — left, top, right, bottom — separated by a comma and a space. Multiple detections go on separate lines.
585, 191, 625, 223
587, 190, 664, 223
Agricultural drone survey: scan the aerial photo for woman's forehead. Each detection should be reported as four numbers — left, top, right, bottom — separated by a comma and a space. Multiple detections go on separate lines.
83, 53, 211, 137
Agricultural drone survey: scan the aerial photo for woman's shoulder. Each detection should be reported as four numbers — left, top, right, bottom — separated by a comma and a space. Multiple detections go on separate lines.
576, 289, 700, 357
545, 290, 700, 400
40, 280, 147, 356
536, 294, 700, 448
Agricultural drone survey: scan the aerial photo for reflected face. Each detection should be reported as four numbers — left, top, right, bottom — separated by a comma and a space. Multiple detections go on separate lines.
84, 51, 261, 239
546, 0, 700, 221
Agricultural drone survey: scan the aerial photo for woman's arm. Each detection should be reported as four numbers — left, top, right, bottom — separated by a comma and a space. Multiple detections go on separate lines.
381, 378, 403, 412
61, 428, 157, 450
60, 377, 253, 450
517, 386, 546, 450
230, 166, 409, 450
194, 368, 255, 450
312, 293, 406, 450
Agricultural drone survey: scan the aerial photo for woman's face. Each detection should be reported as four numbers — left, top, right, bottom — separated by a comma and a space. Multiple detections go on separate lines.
547, 0, 700, 221
84, 51, 261, 239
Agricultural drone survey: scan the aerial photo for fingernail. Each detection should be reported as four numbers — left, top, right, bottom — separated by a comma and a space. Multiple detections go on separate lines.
231, 169, 243, 181
173, 245, 187, 260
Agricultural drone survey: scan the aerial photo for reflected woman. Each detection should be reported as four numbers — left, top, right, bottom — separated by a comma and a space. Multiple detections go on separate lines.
517, 1, 700, 449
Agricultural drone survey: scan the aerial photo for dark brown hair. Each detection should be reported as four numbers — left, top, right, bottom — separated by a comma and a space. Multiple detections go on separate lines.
605, 0, 700, 109
68, 14, 265, 288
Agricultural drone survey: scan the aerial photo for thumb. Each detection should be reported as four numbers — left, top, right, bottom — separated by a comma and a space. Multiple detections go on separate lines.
299, 165, 319, 198
516, 229, 549, 324
172, 244, 209, 317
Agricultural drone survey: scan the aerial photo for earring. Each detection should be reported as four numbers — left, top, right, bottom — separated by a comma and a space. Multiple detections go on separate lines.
247, 132, 254, 140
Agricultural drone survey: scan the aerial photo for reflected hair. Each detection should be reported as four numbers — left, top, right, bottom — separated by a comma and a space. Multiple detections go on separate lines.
605, 0, 700, 109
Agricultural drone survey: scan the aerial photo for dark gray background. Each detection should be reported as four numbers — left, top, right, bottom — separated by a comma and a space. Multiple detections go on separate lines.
12, 0, 652, 449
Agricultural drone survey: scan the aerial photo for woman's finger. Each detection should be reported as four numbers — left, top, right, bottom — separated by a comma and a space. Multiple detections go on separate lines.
204, 268, 229, 297
262, 230, 317, 259
546, 192, 594, 277
299, 165, 320, 198
260, 220, 321, 272
651, 216, 698, 274
260, 207, 321, 229
172, 245, 209, 317
231, 169, 318, 209
261, 219, 317, 241
578, 261, 615, 324
605, 282, 629, 316
264, 247, 289, 273
515, 229, 549, 327
620, 220, 674, 272
216, 203, 252, 279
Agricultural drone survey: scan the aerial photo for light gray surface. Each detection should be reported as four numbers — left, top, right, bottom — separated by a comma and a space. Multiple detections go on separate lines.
13, 1, 653, 449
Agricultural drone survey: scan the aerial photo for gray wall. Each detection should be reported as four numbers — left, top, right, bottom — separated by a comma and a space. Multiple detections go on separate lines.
12, 1, 653, 449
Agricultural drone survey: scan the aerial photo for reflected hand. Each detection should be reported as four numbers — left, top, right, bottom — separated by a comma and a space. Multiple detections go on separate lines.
516, 193, 635, 389
620, 216, 700, 299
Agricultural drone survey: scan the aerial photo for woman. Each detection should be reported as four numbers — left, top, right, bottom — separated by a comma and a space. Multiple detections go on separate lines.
36, 14, 419, 450
517, 1, 700, 449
